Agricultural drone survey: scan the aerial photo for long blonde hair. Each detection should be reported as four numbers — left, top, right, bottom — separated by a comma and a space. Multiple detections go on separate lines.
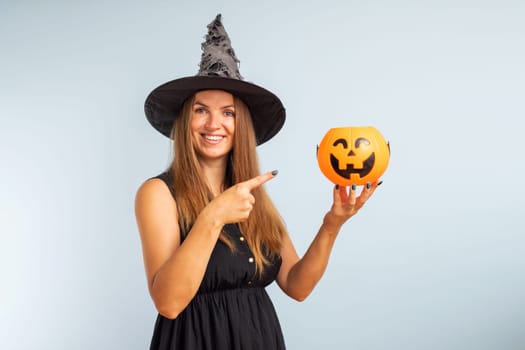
169, 93, 286, 274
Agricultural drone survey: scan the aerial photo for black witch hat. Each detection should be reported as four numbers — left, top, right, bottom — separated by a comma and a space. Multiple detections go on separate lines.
144, 14, 285, 145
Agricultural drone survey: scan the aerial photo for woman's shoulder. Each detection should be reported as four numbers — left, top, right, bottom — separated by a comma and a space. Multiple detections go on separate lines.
150, 171, 172, 187
136, 171, 176, 205
139, 171, 176, 198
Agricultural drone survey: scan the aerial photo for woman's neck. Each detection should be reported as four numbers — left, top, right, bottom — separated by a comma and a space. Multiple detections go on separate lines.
199, 158, 228, 197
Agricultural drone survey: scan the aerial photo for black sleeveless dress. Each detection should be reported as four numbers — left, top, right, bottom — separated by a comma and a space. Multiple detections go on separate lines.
149, 173, 286, 350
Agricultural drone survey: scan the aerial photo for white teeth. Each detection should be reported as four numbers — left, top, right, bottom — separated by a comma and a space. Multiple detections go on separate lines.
205, 135, 223, 141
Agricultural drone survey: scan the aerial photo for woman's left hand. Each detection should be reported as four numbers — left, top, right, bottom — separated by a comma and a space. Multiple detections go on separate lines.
324, 181, 382, 229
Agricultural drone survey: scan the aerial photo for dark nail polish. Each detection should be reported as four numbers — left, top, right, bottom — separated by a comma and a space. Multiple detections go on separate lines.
271, 170, 279, 176
335, 185, 339, 190
377, 181, 383, 187
351, 184, 356, 190
366, 182, 371, 189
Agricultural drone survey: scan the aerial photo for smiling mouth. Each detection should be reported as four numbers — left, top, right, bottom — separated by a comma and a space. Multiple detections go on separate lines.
329, 153, 375, 179
202, 134, 225, 143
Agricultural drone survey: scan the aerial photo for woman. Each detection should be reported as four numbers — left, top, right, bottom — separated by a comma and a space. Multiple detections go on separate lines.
136, 15, 381, 350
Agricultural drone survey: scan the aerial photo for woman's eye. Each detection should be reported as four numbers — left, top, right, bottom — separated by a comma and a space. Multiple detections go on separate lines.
194, 107, 207, 114
224, 110, 235, 117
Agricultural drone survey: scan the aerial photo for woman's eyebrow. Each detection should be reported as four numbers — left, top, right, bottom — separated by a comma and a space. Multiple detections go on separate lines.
193, 101, 235, 109
193, 101, 208, 108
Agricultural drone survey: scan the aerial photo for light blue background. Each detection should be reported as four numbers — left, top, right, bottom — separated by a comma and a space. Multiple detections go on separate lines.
1, 0, 524, 349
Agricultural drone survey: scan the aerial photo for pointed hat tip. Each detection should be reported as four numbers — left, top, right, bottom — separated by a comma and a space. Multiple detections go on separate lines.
199, 13, 242, 79
212, 13, 222, 25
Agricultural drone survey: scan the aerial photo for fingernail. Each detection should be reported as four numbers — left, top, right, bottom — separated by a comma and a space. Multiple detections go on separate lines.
335, 185, 339, 190
351, 184, 356, 190
271, 170, 279, 176
377, 181, 383, 186
366, 182, 371, 189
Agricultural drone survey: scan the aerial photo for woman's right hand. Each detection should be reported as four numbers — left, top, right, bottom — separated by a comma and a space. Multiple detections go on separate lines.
204, 170, 277, 225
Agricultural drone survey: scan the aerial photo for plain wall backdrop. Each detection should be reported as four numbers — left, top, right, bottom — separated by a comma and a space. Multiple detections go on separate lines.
1, 0, 524, 349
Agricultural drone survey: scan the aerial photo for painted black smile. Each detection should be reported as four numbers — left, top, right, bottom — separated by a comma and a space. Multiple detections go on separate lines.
329, 153, 375, 179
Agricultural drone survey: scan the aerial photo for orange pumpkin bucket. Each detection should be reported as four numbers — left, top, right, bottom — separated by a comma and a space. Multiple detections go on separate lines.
317, 126, 390, 186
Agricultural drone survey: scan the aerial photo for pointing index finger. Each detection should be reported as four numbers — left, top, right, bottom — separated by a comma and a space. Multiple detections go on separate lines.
244, 170, 278, 191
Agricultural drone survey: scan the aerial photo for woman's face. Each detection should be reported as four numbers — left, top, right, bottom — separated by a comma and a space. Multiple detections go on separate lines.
190, 90, 236, 164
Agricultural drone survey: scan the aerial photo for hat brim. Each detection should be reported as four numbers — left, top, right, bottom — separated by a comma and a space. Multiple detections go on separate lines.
144, 76, 285, 145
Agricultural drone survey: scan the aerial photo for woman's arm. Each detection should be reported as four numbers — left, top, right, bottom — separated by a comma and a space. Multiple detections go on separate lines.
135, 172, 277, 319
135, 178, 222, 319
276, 182, 381, 301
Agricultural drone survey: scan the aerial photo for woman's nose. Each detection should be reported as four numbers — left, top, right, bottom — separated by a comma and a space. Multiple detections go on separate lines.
204, 112, 221, 129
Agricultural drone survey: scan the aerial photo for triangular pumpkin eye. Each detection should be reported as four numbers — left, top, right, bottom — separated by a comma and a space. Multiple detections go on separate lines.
333, 138, 348, 148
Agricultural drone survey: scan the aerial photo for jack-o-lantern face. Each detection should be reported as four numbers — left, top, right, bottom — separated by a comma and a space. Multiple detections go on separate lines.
317, 126, 390, 186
